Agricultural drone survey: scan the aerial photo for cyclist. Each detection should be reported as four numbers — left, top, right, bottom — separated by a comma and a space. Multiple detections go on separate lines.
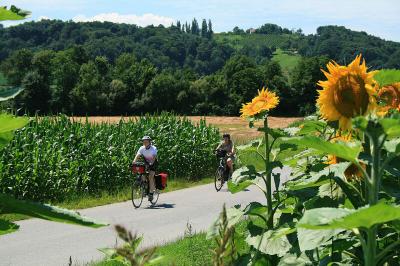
133, 136, 158, 202
216, 133, 235, 178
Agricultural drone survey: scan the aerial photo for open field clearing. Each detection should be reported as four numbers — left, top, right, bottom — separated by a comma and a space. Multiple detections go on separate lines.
71, 116, 302, 144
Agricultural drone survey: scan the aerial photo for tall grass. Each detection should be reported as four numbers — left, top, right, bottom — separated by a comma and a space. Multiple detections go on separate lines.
0, 113, 220, 202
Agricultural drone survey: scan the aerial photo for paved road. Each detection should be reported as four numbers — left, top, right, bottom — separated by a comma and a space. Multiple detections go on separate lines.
0, 167, 290, 266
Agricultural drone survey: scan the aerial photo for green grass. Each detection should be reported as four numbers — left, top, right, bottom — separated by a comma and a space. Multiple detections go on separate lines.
1, 177, 214, 222
375, 69, 400, 86
92, 220, 250, 266
272, 49, 302, 76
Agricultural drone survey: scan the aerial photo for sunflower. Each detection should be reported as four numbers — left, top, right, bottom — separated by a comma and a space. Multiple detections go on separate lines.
325, 135, 365, 182
240, 87, 279, 118
377, 82, 400, 116
317, 55, 378, 130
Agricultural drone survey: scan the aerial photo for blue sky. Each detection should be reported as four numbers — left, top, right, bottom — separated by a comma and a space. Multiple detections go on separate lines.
2, 0, 400, 41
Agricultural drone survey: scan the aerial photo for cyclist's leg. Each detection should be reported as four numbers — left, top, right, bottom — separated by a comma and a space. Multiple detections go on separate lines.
226, 158, 233, 175
148, 170, 156, 192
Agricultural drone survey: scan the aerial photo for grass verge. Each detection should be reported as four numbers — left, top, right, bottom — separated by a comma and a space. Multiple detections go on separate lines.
1, 177, 214, 222
92, 220, 250, 266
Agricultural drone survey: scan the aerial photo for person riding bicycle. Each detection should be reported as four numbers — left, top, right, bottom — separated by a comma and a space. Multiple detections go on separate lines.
216, 133, 235, 178
133, 136, 158, 202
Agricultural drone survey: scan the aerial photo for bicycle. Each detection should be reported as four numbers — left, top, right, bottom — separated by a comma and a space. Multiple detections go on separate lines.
214, 149, 230, 192
131, 162, 160, 208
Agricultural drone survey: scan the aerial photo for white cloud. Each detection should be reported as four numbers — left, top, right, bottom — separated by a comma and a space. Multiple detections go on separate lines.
72, 13, 175, 27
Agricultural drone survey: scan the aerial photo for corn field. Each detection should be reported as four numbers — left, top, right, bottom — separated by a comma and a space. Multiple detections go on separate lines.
0, 113, 219, 202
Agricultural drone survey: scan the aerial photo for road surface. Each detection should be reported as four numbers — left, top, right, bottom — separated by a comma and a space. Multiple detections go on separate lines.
0, 167, 290, 266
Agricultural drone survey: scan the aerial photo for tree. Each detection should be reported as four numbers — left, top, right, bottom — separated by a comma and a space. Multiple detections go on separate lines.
50, 50, 80, 113
201, 19, 208, 38
207, 19, 213, 39
0, 49, 33, 85
191, 18, 200, 35
176, 20, 181, 31
289, 55, 329, 115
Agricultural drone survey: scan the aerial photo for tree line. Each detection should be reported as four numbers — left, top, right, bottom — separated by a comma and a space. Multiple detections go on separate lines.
0, 44, 328, 116
0, 20, 399, 116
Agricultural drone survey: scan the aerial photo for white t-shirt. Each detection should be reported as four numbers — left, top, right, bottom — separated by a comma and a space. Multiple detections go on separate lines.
136, 145, 157, 164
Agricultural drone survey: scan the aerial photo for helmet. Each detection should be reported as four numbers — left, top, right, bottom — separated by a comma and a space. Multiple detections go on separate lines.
142, 136, 152, 141
222, 133, 230, 139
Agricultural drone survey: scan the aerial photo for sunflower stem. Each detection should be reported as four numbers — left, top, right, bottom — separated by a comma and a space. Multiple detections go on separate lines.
364, 132, 381, 266
264, 115, 273, 229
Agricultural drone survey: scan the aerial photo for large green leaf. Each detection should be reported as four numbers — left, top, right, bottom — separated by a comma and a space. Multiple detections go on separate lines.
0, 86, 23, 101
0, 5, 30, 21
297, 120, 326, 136
228, 179, 254, 194
0, 113, 29, 133
0, 193, 108, 229
380, 118, 400, 137
0, 219, 20, 235
0, 114, 29, 150
246, 230, 292, 257
298, 202, 400, 230
297, 228, 342, 251
278, 253, 313, 266
287, 162, 349, 191
283, 136, 362, 163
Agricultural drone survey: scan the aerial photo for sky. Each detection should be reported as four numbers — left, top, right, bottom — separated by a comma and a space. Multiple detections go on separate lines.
2, 0, 400, 42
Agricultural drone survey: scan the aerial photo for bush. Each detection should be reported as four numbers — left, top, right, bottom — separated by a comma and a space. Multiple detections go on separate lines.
0, 113, 220, 202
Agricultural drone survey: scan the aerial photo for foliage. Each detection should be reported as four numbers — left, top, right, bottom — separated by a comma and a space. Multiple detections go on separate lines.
99, 225, 162, 266
1, 20, 399, 116
215, 55, 400, 265
0, 113, 219, 202
374, 69, 400, 86
212, 205, 236, 266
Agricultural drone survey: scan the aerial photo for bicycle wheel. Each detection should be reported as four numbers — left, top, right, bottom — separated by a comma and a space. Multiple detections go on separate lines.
131, 177, 145, 208
214, 167, 224, 192
149, 189, 160, 206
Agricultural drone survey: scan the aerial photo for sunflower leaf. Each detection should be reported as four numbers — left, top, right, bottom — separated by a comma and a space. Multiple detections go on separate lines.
282, 136, 362, 163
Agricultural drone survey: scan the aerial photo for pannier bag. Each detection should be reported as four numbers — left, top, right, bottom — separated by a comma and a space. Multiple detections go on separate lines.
155, 173, 168, 190
132, 162, 146, 174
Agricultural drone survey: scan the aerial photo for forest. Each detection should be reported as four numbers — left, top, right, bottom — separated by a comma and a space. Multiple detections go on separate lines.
0, 19, 399, 116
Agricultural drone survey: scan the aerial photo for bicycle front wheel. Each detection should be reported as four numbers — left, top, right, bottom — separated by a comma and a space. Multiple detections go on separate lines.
214, 167, 224, 192
132, 178, 145, 208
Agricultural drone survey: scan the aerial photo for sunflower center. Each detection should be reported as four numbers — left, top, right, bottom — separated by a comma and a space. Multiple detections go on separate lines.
333, 74, 369, 118
379, 86, 400, 108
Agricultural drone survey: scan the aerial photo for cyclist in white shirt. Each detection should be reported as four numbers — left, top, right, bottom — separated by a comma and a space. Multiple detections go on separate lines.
133, 136, 158, 201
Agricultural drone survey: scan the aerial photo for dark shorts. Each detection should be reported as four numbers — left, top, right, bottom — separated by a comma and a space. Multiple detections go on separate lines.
146, 160, 158, 171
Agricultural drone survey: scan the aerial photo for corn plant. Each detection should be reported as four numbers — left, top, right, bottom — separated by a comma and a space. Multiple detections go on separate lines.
0, 113, 219, 202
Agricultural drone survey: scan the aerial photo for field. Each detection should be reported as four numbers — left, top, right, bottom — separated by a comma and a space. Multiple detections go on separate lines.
214, 33, 302, 75
272, 49, 302, 75
214, 33, 295, 51
375, 69, 400, 86
71, 116, 302, 144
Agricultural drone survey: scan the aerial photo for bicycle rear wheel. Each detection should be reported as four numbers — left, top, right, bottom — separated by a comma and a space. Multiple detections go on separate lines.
132, 178, 145, 208
214, 167, 224, 192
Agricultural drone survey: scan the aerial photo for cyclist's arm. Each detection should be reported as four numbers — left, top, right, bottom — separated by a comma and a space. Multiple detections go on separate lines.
133, 147, 143, 163
231, 143, 235, 155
